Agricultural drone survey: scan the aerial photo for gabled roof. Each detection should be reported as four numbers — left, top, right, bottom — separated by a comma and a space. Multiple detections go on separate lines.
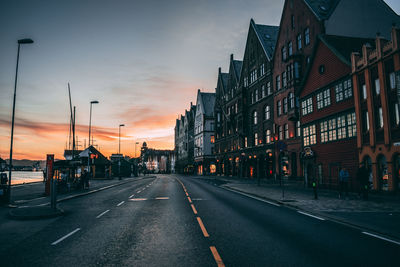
79, 146, 110, 164
251, 19, 279, 60
232, 60, 243, 82
303, 0, 340, 21
319, 34, 376, 65
199, 92, 216, 117
217, 70, 229, 95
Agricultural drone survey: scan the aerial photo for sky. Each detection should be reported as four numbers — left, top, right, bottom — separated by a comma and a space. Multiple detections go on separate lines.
0, 0, 399, 160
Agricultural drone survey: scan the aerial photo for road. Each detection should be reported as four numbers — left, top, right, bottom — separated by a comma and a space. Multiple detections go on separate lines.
0, 174, 398, 266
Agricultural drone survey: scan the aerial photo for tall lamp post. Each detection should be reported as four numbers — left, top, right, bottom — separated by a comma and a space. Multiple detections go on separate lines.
88, 100, 99, 147
7, 38, 34, 204
118, 124, 125, 179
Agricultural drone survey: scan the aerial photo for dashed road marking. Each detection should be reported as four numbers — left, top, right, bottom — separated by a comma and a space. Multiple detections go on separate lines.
196, 217, 209, 237
129, 194, 135, 198
362, 232, 400, 246
297, 211, 325, 221
191, 204, 198, 214
130, 198, 148, 201
96, 209, 110, 218
51, 228, 81, 245
117, 201, 125, 207
210, 246, 225, 267
187, 197, 192, 203
137, 190, 141, 193
155, 197, 169, 200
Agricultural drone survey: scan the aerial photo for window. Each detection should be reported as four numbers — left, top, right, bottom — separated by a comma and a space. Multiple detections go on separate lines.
283, 97, 288, 113
267, 82, 272, 95
276, 75, 281, 90
362, 84, 367, 100
320, 121, 328, 143
364, 111, 370, 131
260, 64, 265, 76
294, 62, 300, 79
262, 85, 266, 98
337, 115, 347, 139
282, 71, 287, 87
328, 118, 337, 141
282, 46, 287, 61
265, 105, 270, 120
303, 125, 316, 146
302, 97, 313, 115
316, 89, 331, 109
335, 79, 352, 102
289, 92, 294, 109
210, 123, 214, 131
277, 100, 282, 116
389, 72, 396, 89
347, 112, 357, 137
266, 130, 271, 144
305, 28, 310, 45
250, 69, 258, 84
296, 121, 301, 137
253, 110, 258, 125
255, 89, 259, 102
244, 77, 248, 87
211, 136, 215, 143
235, 102, 238, 114
288, 42, 293, 56
254, 133, 258, 146
394, 103, 400, 126
279, 125, 283, 140
217, 113, 221, 122
378, 107, 384, 128
375, 78, 380, 95
297, 34, 302, 50
335, 83, 344, 102
284, 124, 289, 139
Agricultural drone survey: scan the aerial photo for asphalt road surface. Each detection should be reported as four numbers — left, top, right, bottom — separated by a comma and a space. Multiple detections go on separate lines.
1, 175, 398, 266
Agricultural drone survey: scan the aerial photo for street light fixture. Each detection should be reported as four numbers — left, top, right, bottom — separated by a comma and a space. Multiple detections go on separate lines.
88, 100, 99, 147
7, 38, 34, 204
118, 124, 125, 179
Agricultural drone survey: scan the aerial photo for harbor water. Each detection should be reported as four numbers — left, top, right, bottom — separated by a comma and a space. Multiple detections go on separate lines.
2, 171, 44, 185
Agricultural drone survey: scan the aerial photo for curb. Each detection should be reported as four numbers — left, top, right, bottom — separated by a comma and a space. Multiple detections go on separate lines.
9, 207, 64, 220
221, 184, 400, 244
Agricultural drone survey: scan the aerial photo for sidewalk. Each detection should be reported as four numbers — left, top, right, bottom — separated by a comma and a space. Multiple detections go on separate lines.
195, 175, 400, 240
3, 175, 154, 220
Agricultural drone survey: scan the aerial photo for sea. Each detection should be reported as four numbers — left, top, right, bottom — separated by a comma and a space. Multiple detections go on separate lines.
2, 171, 44, 185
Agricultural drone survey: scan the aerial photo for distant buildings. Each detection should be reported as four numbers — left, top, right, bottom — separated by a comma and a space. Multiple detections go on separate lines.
174, 0, 400, 192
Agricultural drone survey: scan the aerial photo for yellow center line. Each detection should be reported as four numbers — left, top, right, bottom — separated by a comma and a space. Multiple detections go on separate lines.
196, 217, 209, 237
187, 196, 192, 203
191, 204, 198, 214
210, 246, 225, 267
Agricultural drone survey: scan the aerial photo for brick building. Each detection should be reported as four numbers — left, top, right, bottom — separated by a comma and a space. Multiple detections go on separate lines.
300, 35, 373, 189
351, 27, 400, 191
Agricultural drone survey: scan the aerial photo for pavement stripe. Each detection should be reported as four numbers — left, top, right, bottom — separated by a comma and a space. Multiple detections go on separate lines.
96, 209, 110, 218
191, 204, 198, 214
210, 246, 225, 267
51, 228, 81, 245
222, 187, 280, 207
129, 198, 148, 201
117, 201, 125, 207
197, 217, 209, 237
129, 194, 135, 198
137, 190, 141, 193
187, 196, 192, 203
155, 197, 169, 200
297, 211, 325, 221
362, 232, 400, 246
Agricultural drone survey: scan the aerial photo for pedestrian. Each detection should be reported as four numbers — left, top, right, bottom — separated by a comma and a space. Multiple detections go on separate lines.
339, 167, 349, 199
312, 177, 318, 200
357, 164, 369, 200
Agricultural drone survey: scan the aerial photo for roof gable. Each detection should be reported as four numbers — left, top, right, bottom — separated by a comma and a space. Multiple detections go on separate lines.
251, 19, 279, 60
303, 0, 340, 21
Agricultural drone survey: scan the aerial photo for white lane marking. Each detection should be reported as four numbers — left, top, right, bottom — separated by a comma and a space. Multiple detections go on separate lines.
137, 190, 141, 193
51, 228, 81, 245
117, 201, 125, 207
129, 198, 148, 201
297, 211, 325, 221
362, 232, 400, 246
96, 209, 110, 218
155, 197, 169, 200
129, 194, 135, 198
222, 187, 280, 207
192, 198, 205, 201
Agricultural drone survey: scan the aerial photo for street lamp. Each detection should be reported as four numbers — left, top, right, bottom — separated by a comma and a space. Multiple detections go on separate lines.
7, 38, 34, 204
88, 100, 99, 147
118, 124, 125, 180
135, 142, 139, 158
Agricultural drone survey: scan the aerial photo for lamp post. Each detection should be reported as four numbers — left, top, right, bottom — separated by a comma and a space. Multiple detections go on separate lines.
7, 38, 34, 204
88, 100, 99, 147
118, 124, 125, 179
135, 142, 139, 158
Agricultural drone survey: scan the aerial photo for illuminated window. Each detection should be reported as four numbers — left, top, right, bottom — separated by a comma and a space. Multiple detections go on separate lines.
266, 129, 271, 144
303, 125, 316, 146
211, 136, 215, 143
254, 133, 258, 146
284, 124, 289, 139
253, 110, 258, 125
